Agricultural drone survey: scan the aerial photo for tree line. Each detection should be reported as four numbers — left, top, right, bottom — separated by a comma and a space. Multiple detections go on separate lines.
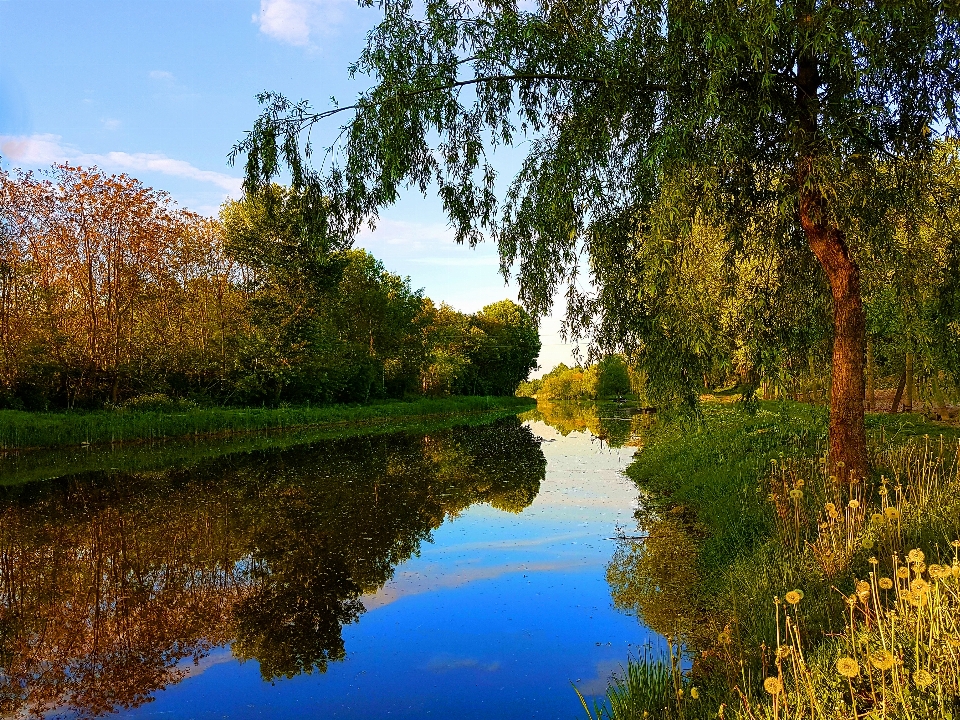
0, 164, 540, 409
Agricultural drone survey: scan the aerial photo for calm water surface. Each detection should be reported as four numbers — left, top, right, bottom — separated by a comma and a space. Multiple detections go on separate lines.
0, 409, 661, 719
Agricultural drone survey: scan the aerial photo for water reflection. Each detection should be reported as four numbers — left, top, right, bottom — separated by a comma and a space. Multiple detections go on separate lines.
0, 419, 545, 718
521, 400, 653, 448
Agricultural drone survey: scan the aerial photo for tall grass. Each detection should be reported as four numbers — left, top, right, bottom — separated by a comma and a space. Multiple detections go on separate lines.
0, 396, 534, 450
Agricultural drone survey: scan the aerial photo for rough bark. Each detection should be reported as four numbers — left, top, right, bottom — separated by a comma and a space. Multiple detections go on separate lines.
797, 45, 869, 483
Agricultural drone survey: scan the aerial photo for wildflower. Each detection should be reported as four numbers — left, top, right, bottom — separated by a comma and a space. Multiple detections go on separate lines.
868, 556, 879, 565
848, 499, 860, 510
763, 677, 783, 695
953, 563, 960, 578
907, 549, 925, 564
869, 650, 895, 671
911, 578, 930, 594
952, 540, 960, 549
884, 506, 900, 521
836, 657, 860, 678
897, 567, 910, 579
928, 563, 948, 579
870, 512, 885, 525
828, 509, 839, 519
879, 577, 894, 590
825, 502, 837, 514
837, 461, 845, 469
914, 561, 927, 575
862, 536, 875, 550
776, 646, 792, 659
718, 630, 731, 646
785, 590, 802, 605
913, 669, 934, 689
690, 687, 699, 700
856, 580, 871, 601
789, 489, 803, 500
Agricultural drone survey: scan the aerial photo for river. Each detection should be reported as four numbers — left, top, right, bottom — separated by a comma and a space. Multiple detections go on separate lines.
0, 404, 661, 719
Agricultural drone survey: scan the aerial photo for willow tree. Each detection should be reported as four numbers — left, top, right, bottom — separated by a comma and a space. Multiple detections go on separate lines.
233, 0, 960, 479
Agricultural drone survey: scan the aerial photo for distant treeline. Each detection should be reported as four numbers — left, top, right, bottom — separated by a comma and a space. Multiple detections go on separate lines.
0, 165, 540, 409
517, 355, 643, 401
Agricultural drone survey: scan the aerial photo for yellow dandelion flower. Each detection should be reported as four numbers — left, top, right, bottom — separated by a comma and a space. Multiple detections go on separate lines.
763, 677, 783, 695
856, 580, 871, 600
869, 650, 895, 671
836, 657, 860, 678
825, 502, 837, 513
871, 512, 885, 525
848, 499, 860, 510
862, 536, 875, 550
907, 548, 925, 564
928, 563, 947, 579
897, 567, 910, 579
914, 561, 927, 575
690, 687, 700, 700
884, 506, 900, 520
911, 578, 930, 594
789, 488, 803, 500
879, 577, 894, 590
828, 509, 839, 519
869, 556, 879, 565
913, 669, 934, 689
785, 590, 802, 605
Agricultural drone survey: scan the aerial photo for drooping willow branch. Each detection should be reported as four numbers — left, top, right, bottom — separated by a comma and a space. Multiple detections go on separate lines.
229, 73, 668, 167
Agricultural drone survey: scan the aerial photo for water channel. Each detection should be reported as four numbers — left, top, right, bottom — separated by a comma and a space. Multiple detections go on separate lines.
0, 404, 662, 719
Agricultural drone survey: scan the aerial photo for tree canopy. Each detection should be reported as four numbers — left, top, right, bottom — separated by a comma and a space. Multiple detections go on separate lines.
234, 0, 960, 479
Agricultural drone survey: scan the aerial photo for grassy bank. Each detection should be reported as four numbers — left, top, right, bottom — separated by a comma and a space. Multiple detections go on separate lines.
588, 401, 960, 719
0, 396, 534, 451
0, 402, 533, 486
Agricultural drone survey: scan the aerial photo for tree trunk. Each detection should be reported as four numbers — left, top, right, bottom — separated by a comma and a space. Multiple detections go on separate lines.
866, 342, 875, 410
797, 43, 868, 483
800, 210, 868, 482
905, 352, 914, 412
890, 367, 906, 414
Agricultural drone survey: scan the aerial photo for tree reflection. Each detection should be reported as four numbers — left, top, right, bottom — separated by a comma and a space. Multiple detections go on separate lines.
522, 400, 652, 447
0, 418, 545, 718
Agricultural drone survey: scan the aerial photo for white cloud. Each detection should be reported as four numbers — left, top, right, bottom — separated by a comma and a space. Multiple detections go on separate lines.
254, 0, 344, 46
101, 118, 122, 131
149, 70, 175, 81
0, 134, 243, 196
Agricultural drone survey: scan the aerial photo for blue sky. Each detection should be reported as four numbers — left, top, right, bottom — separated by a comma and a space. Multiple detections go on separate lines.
0, 0, 581, 373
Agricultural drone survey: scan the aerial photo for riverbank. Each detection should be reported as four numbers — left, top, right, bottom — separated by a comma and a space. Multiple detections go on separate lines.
590, 401, 960, 719
0, 396, 534, 451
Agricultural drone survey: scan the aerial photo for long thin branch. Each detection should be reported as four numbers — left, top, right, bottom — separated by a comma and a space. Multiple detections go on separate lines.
279, 73, 664, 128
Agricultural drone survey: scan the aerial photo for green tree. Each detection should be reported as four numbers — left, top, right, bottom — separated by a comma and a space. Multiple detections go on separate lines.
594, 355, 633, 399
233, 0, 960, 479
464, 300, 541, 395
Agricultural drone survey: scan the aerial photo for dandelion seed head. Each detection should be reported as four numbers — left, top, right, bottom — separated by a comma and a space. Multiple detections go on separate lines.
835, 657, 860, 678
763, 677, 783, 695
869, 650, 895, 671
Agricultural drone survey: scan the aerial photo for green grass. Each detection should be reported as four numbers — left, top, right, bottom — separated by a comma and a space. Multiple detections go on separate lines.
0, 396, 534, 451
596, 400, 960, 719
0, 401, 532, 486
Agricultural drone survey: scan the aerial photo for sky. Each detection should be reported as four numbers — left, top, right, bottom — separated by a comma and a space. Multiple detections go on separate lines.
0, 0, 583, 375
